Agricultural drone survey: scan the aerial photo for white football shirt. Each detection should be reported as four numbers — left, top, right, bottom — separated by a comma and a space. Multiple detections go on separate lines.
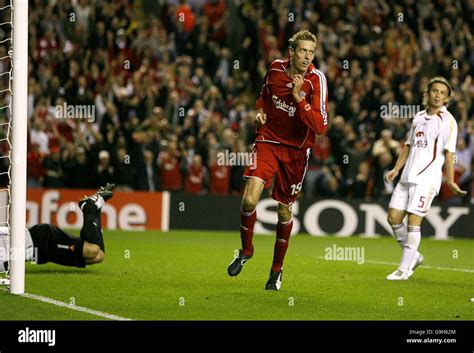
400, 106, 458, 192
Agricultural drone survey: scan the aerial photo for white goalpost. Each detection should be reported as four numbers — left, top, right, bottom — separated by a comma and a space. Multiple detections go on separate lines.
0, 0, 28, 294
10, 0, 28, 294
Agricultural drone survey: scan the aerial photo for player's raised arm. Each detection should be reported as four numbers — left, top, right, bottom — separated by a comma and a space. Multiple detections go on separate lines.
292, 72, 329, 135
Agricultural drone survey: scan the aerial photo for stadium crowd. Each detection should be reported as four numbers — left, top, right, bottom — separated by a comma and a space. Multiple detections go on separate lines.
2, 0, 473, 203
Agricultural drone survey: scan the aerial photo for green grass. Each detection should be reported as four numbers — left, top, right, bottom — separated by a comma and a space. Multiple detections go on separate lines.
0, 230, 473, 320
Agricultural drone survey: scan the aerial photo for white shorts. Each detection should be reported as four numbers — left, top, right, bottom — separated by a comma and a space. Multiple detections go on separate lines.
388, 182, 437, 217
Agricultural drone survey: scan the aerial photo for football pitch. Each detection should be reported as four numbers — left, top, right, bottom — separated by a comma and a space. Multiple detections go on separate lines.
1, 230, 472, 321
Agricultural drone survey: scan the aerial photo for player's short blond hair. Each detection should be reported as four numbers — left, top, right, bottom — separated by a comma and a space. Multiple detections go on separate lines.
288, 30, 317, 50
423, 76, 452, 107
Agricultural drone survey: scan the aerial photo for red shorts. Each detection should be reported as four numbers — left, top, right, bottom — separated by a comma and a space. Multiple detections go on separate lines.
243, 142, 310, 205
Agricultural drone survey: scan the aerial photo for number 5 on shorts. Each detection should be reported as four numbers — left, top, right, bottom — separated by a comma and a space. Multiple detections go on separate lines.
290, 182, 303, 195
418, 196, 426, 208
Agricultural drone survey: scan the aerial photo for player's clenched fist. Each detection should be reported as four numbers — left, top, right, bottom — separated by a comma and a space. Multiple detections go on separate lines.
255, 109, 267, 125
292, 74, 304, 101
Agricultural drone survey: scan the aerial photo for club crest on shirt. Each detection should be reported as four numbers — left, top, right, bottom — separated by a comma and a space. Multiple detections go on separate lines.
272, 95, 296, 117
414, 130, 428, 148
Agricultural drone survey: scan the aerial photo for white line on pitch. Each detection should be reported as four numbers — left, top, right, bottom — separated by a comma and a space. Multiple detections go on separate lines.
365, 259, 474, 273
21, 293, 132, 321
317, 257, 474, 273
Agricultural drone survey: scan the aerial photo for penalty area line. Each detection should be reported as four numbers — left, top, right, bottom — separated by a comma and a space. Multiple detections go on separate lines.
20, 292, 132, 321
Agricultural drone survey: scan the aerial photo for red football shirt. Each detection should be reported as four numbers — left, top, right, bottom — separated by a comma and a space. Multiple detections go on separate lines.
176, 4, 195, 33
209, 165, 230, 195
158, 152, 182, 191
255, 59, 329, 149
184, 165, 207, 194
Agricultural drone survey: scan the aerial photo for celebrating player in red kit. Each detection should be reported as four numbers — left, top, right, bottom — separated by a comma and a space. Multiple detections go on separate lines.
227, 30, 329, 290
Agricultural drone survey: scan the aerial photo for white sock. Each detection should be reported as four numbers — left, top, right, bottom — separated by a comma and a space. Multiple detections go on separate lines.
391, 223, 406, 248
95, 196, 105, 210
80, 195, 104, 210
399, 226, 421, 272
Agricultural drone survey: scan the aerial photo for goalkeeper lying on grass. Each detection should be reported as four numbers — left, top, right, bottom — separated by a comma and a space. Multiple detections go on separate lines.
0, 184, 114, 272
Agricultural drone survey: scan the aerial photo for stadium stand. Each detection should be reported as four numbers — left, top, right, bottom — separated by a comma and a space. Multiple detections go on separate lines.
6, 0, 472, 202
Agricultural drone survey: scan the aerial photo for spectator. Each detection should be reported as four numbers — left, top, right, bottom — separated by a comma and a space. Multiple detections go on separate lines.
63, 146, 93, 189
184, 154, 208, 195
157, 140, 182, 192
113, 147, 135, 191
455, 137, 472, 199
29, 119, 50, 155
340, 130, 371, 182
304, 134, 332, 199
27, 143, 45, 188
372, 152, 394, 199
350, 160, 371, 199
372, 129, 400, 163
209, 153, 231, 196
317, 164, 345, 198
96, 150, 115, 187
203, 0, 226, 44
42, 146, 64, 188
176, 0, 196, 34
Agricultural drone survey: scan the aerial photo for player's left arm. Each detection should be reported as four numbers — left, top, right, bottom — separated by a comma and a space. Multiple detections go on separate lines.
292, 73, 329, 134
443, 117, 467, 196
445, 152, 466, 196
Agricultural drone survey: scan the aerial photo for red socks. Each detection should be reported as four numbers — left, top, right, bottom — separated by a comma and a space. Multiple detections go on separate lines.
271, 219, 293, 272
240, 209, 293, 272
240, 209, 256, 256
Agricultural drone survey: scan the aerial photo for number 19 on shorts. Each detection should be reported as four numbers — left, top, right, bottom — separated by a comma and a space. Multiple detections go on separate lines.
290, 182, 303, 195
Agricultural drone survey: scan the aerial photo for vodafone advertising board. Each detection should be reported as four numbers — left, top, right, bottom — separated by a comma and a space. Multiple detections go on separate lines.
24, 189, 473, 237
27, 189, 169, 231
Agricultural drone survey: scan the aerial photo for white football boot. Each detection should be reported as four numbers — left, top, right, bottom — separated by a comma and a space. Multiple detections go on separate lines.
386, 269, 412, 280
409, 252, 424, 275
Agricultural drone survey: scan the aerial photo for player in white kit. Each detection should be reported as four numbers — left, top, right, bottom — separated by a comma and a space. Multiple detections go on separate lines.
384, 77, 466, 280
